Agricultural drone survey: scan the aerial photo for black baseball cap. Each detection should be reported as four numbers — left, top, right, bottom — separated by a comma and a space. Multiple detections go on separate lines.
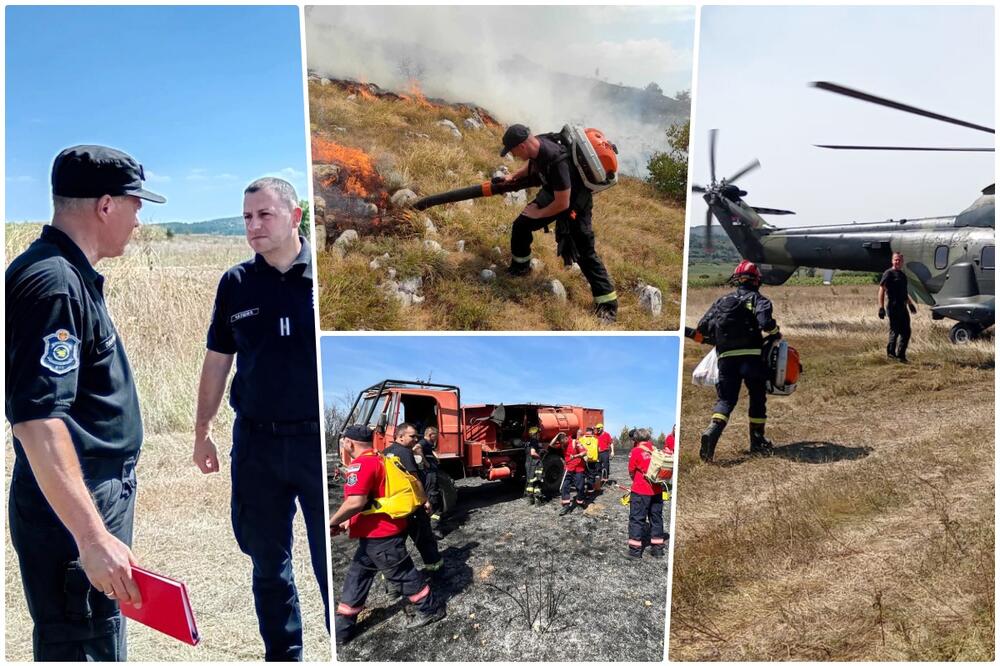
342, 424, 374, 443
500, 124, 531, 156
52, 145, 166, 204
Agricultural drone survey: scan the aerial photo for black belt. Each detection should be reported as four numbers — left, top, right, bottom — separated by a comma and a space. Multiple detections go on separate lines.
240, 418, 320, 436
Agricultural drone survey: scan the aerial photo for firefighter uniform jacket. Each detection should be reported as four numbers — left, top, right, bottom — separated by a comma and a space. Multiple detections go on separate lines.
628, 441, 664, 496
344, 450, 407, 538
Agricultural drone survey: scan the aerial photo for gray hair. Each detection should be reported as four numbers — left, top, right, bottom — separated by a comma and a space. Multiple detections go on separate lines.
244, 177, 298, 211
631, 427, 652, 442
53, 194, 132, 216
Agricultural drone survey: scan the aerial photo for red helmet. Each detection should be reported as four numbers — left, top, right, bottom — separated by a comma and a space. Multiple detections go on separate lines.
732, 260, 761, 285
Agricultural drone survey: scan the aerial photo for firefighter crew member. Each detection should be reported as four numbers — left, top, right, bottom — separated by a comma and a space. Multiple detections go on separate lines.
193, 177, 329, 660
385, 423, 443, 572
878, 252, 918, 363
559, 432, 589, 515
626, 428, 666, 559
596, 423, 614, 481
523, 426, 545, 505
416, 426, 444, 526
695, 260, 781, 463
5, 145, 165, 661
579, 426, 600, 494
331, 425, 445, 646
499, 123, 619, 322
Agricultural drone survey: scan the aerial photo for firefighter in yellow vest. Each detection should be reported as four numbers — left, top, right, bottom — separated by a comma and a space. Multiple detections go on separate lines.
580, 426, 600, 495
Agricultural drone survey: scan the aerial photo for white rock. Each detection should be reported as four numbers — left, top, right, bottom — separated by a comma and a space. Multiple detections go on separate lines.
479, 269, 496, 282
549, 279, 567, 302
387, 268, 397, 280
313, 195, 327, 217
504, 153, 515, 162
390, 189, 418, 208
369, 257, 381, 270
411, 294, 426, 305
423, 217, 437, 235
492, 166, 510, 179
393, 290, 414, 307
436, 119, 459, 131
445, 169, 457, 179
382, 252, 390, 259
320, 78, 331, 86
464, 117, 485, 130
399, 276, 423, 294
363, 202, 379, 218
503, 190, 527, 207
530, 258, 545, 272
638, 284, 663, 317
333, 126, 347, 133
334, 229, 359, 248
569, 262, 582, 274
449, 128, 463, 140
346, 93, 356, 100
423, 239, 443, 253
456, 240, 465, 253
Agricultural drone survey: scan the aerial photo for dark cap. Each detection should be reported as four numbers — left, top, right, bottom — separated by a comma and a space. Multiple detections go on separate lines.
342, 424, 374, 443
52, 145, 166, 204
500, 124, 531, 156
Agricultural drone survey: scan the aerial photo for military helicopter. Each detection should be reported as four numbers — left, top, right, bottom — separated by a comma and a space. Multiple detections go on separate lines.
692, 82, 995, 344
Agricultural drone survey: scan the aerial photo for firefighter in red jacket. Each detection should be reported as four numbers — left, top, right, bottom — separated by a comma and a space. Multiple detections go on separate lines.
559, 432, 588, 515
626, 428, 666, 559
330, 425, 445, 646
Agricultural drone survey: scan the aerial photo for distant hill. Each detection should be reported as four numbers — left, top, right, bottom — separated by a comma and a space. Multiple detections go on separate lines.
687, 225, 741, 263
153, 217, 243, 236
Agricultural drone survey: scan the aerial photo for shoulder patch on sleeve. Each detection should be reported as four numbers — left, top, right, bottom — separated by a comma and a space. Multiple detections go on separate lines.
346, 464, 362, 473
40, 329, 81, 375
346, 473, 359, 486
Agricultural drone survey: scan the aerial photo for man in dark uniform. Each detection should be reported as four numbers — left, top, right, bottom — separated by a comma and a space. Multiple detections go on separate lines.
499, 124, 619, 322
415, 426, 444, 528
330, 425, 445, 647
5, 145, 166, 660
522, 426, 545, 505
384, 423, 442, 572
192, 177, 328, 661
695, 260, 781, 463
878, 252, 918, 363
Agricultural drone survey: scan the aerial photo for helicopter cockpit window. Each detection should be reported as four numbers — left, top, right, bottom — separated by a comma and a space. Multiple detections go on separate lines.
934, 245, 949, 270
982, 246, 995, 270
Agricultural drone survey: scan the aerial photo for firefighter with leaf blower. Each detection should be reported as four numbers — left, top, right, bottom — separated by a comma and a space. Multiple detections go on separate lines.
330, 425, 445, 646
688, 260, 782, 462
499, 123, 619, 322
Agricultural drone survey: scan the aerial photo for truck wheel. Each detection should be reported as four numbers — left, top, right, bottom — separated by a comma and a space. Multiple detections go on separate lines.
949, 322, 980, 344
540, 454, 565, 498
437, 470, 458, 515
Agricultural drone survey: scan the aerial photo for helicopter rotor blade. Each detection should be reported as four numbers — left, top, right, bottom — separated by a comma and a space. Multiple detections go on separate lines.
727, 159, 761, 184
815, 144, 994, 152
752, 206, 796, 216
691, 184, 708, 193
704, 206, 713, 251
811, 81, 995, 134
708, 129, 718, 183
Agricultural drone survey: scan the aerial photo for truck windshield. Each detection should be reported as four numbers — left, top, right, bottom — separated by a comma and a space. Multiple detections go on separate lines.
349, 391, 390, 429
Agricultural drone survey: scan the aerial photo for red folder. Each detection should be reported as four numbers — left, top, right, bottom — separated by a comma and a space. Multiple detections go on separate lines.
119, 566, 200, 646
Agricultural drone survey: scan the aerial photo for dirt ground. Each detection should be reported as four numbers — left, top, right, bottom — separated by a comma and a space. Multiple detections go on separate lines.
329, 454, 671, 662
669, 285, 994, 661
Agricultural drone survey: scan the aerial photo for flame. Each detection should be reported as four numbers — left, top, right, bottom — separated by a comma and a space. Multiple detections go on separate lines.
404, 79, 434, 108
355, 79, 376, 101
311, 138, 382, 199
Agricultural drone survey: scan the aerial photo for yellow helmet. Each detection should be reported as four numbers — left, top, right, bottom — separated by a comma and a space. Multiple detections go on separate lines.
596, 423, 604, 429
528, 426, 539, 435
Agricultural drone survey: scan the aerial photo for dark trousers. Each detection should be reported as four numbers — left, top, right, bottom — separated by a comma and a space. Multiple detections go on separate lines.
510, 204, 615, 300
335, 535, 435, 644
712, 354, 768, 423
524, 454, 543, 497
9, 453, 137, 662
887, 306, 911, 358
627, 492, 665, 555
560, 470, 586, 505
598, 450, 611, 480
407, 507, 441, 566
231, 419, 330, 661
423, 456, 443, 516
584, 460, 598, 491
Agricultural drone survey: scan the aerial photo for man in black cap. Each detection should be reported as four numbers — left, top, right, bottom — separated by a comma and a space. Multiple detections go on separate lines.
5, 144, 165, 660
878, 252, 918, 363
331, 425, 444, 647
192, 177, 329, 660
500, 123, 619, 322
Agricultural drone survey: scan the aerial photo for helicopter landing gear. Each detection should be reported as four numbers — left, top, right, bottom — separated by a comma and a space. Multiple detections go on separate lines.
948, 322, 982, 344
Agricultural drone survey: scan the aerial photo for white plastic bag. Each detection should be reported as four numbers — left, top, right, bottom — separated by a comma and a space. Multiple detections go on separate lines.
692, 347, 719, 386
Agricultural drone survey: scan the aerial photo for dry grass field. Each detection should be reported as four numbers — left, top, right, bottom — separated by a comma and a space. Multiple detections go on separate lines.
309, 80, 686, 331
669, 284, 994, 661
4, 225, 330, 661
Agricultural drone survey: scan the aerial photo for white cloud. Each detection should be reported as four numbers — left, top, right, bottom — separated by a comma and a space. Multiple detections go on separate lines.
144, 170, 172, 184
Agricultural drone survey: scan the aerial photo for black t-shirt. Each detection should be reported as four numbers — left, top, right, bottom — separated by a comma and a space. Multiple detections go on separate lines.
530, 136, 572, 192
207, 237, 319, 422
525, 437, 543, 454
385, 443, 424, 483
880, 269, 909, 307
6, 225, 143, 460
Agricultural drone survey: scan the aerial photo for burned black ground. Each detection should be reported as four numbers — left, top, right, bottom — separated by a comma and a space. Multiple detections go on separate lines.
329, 455, 671, 662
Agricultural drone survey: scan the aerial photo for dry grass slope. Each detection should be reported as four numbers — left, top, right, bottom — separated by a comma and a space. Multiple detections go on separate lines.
310, 81, 685, 330
5, 225, 330, 661
670, 285, 994, 661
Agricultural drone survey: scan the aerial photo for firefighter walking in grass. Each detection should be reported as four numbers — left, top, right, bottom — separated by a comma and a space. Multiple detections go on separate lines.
330, 425, 445, 646
693, 260, 781, 463
626, 428, 666, 559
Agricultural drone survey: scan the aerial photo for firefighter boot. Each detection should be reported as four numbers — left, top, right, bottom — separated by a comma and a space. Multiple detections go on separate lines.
699, 419, 726, 462
594, 299, 618, 323
749, 424, 775, 456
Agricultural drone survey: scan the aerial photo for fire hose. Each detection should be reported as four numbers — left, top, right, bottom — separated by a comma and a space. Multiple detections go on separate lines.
413, 176, 530, 211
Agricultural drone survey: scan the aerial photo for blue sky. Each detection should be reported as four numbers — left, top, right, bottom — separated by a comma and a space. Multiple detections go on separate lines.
321, 336, 680, 436
692, 6, 994, 228
5, 6, 307, 223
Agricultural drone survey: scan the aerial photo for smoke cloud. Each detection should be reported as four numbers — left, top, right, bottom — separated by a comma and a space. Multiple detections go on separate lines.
305, 6, 693, 176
